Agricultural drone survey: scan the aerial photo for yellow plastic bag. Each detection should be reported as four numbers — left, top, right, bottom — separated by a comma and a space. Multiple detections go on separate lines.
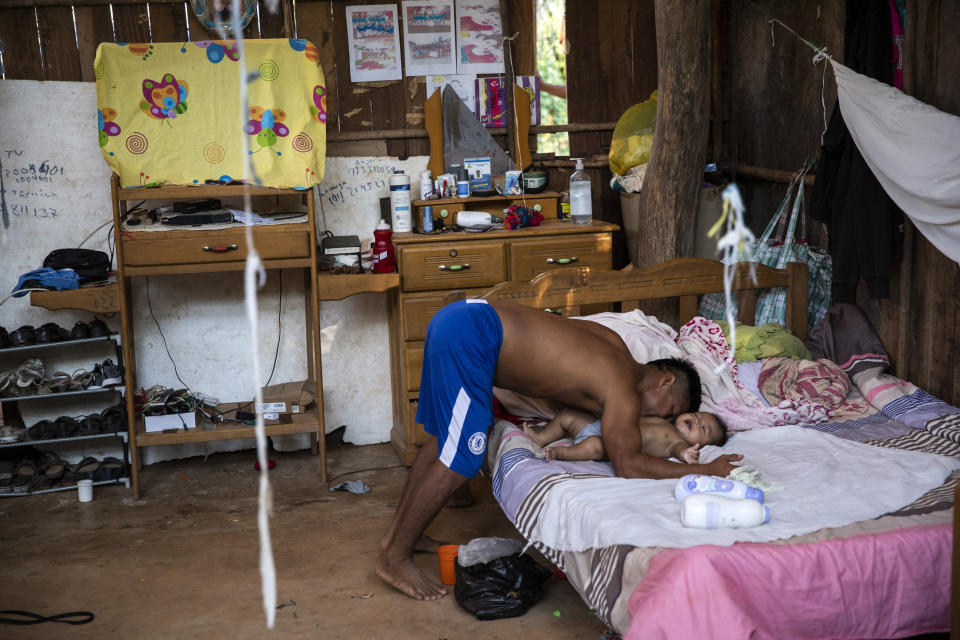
608, 91, 657, 176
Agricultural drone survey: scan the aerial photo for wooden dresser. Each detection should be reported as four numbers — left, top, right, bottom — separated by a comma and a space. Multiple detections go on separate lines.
387, 218, 619, 465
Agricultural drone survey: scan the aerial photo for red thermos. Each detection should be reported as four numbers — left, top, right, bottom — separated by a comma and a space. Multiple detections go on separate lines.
372, 218, 395, 273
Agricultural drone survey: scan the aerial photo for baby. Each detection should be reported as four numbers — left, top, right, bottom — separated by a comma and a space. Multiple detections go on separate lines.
522, 407, 728, 463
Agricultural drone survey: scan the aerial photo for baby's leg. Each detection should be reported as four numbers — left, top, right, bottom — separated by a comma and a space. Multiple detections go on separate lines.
546, 436, 606, 461
522, 420, 567, 447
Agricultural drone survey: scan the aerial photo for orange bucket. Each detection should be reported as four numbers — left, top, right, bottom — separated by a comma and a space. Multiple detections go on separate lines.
437, 544, 460, 585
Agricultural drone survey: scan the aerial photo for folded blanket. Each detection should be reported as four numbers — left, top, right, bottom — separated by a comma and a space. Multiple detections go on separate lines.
717, 320, 811, 362
758, 357, 870, 422
514, 426, 960, 552
805, 302, 890, 375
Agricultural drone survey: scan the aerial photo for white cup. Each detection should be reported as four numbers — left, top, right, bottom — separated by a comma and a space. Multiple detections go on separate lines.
77, 479, 93, 502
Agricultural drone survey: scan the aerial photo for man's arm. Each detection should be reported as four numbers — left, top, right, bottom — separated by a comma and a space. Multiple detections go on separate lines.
603, 407, 741, 479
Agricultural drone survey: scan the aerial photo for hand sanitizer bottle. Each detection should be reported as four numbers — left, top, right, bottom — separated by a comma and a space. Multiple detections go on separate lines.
680, 494, 770, 529
674, 474, 765, 503
569, 158, 592, 225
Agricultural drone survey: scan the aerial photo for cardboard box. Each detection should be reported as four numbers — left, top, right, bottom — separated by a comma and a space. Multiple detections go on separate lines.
256, 380, 315, 415
144, 411, 199, 432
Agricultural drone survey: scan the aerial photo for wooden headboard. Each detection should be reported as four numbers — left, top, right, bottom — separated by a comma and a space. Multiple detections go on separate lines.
452, 258, 809, 340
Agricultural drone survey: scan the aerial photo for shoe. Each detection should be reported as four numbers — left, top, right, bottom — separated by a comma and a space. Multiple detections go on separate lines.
53, 416, 79, 438
88, 318, 111, 337
100, 359, 123, 386
44, 370, 72, 393
0, 425, 25, 443
87, 363, 105, 390
39, 452, 66, 483
9, 325, 36, 347
0, 326, 9, 348
69, 321, 90, 340
95, 457, 126, 482
101, 404, 126, 433
15, 358, 45, 394
27, 419, 55, 441
79, 414, 104, 435
74, 456, 100, 481
36, 322, 67, 343
70, 368, 94, 391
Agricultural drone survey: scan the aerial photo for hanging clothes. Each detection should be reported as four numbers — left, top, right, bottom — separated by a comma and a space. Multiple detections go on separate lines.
811, 0, 903, 303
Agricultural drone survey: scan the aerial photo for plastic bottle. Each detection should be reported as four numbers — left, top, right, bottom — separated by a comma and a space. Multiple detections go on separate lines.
390, 170, 412, 232
680, 494, 770, 529
420, 170, 433, 200
372, 219, 395, 273
674, 474, 764, 503
569, 158, 592, 225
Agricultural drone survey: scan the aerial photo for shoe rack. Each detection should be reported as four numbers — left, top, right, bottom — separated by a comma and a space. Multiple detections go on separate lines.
0, 333, 131, 497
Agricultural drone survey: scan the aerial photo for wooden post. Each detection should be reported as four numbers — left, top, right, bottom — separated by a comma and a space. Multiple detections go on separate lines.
635, 1, 711, 265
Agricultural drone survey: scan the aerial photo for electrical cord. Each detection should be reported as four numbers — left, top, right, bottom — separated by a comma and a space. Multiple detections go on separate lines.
326, 464, 404, 487
145, 276, 193, 393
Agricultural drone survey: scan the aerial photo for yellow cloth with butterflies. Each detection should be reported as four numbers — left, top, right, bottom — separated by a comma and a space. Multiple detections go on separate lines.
94, 39, 326, 189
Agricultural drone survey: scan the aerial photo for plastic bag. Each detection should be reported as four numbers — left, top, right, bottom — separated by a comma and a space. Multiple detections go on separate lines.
457, 537, 523, 567
609, 91, 658, 176
453, 553, 552, 620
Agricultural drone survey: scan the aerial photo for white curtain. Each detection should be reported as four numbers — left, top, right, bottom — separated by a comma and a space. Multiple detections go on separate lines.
831, 61, 960, 264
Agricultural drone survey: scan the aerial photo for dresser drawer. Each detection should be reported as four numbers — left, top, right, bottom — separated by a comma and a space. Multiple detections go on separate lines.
123, 226, 312, 267
508, 234, 612, 281
401, 287, 492, 341
398, 242, 506, 292
407, 400, 428, 445
403, 341, 424, 392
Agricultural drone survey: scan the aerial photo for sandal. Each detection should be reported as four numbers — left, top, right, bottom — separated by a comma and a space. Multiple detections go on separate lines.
0, 326, 9, 349
40, 452, 66, 482
70, 369, 94, 391
15, 358, 45, 393
88, 318, 111, 337
101, 404, 127, 432
44, 370, 73, 394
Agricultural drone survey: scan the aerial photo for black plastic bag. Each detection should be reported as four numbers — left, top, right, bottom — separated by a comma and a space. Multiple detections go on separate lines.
453, 553, 552, 620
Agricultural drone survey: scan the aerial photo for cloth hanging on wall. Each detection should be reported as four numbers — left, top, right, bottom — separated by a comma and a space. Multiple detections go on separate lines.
811, 0, 901, 303
830, 60, 960, 265
95, 39, 326, 189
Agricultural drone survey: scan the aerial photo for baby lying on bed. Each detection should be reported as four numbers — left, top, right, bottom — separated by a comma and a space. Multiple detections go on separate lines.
523, 408, 728, 463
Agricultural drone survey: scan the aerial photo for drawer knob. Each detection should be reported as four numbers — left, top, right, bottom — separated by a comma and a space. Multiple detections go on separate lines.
546, 256, 579, 265
438, 263, 471, 272
202, 244, 239, 253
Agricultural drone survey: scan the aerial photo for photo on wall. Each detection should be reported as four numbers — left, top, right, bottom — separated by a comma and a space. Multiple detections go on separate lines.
455, 0, 504, 75
346, 3, 403, 82
402, 1, 457, 76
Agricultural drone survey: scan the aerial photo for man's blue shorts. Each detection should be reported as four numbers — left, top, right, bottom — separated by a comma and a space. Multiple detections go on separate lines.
416, 299, 503, 478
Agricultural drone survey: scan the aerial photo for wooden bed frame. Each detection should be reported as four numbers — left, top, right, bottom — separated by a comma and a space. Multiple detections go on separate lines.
462, 257, 809, 340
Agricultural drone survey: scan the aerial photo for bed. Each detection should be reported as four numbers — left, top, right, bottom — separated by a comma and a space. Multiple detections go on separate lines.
462, 258, 960, 640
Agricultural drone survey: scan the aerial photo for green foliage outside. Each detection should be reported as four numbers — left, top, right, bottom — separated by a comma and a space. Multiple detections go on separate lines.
536, 0, 569, 156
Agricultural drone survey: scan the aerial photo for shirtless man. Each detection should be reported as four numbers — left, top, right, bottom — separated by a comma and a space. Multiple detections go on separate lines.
376, 299, 742, 601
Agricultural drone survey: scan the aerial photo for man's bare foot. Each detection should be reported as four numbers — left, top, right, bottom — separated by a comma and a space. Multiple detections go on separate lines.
376, 552, 448, 600
381, 532, 445, 553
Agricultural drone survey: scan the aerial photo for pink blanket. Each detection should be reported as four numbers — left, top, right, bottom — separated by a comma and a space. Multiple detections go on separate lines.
626, 524, 952, 640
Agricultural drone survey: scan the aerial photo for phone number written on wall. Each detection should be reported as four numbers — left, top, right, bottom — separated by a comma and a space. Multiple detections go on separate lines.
4, 150, 63, 219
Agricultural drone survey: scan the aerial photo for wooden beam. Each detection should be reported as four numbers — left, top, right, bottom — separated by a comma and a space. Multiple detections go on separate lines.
733, 163, 816, 186
635, 0, 711, 265
326, 122, 616, 142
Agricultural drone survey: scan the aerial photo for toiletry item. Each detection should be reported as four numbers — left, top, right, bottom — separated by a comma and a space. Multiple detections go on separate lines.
421, 205, 434, 233
569, 157, 592, 225
674, 474, 765, 503
389, 170, 412, 232
420, 170, 433, 200
680, 494, 770, 529
457, 180, 470, 197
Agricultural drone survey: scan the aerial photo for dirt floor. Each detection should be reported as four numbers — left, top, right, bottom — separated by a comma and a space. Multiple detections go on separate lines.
0, 441, 612, 639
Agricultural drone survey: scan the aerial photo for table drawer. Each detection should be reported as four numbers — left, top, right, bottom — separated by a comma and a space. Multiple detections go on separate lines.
403, 341, 424, 392
508, 234, 612, 281
122, 227, 312, 267
398, 241, 506, 292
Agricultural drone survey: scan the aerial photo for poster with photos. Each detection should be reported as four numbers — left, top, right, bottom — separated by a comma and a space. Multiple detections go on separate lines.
402, 1, 457, 76
346, 4, 403, 82
454, 0, 504, 75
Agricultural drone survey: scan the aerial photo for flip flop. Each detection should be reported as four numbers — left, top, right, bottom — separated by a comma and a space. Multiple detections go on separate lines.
0, 425, 25, 443
74, 457, 100, 481
95, 457, 126, 482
